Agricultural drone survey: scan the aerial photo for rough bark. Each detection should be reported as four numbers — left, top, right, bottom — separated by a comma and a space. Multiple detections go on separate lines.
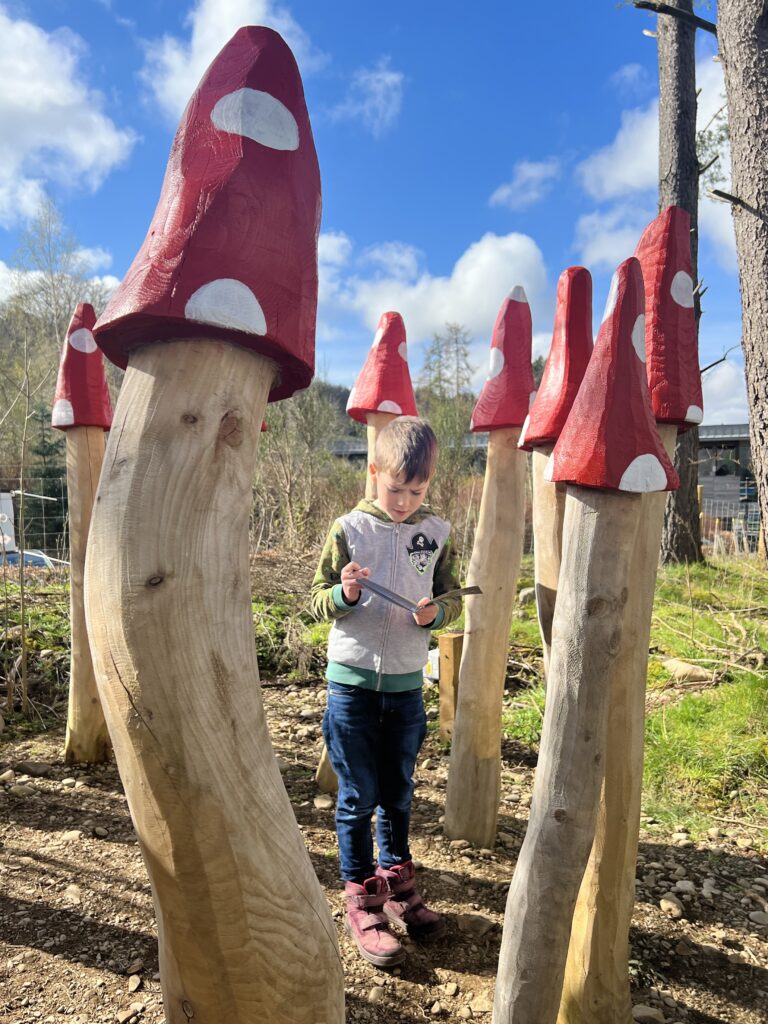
444, 428, 526, 848
657, 0, 704, 563
64, 425, 111, 765
531, 446, 566, 678
558, 425, 677, 1024
493, 487, 640, 1024
85, 340, 344, 1024
718, 1, 768, 557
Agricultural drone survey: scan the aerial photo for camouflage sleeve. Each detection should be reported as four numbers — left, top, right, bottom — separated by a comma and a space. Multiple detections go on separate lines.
310, 520, 356, 621
429, 534, 462, 629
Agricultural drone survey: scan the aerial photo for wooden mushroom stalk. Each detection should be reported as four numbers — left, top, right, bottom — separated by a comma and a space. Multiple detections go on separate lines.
52, 303, 113, 765
518, 267, 593, 676
560, 207, 702, 1024
494, 257, 678, 1024
444, 287, 533, 847
85, 27, 343, 1024
346, 310, 418, 498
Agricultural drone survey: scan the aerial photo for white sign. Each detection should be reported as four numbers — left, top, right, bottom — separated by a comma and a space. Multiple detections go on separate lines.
0, 492, 17, 552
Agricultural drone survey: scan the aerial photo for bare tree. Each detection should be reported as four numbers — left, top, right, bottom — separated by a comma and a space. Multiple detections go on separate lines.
717, 1, 768, 556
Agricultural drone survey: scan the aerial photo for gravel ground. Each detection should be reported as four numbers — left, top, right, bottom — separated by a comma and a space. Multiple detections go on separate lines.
1, 678, 766, 1024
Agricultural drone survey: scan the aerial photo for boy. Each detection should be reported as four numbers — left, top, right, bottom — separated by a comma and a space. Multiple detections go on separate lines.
312, 417, 462, 967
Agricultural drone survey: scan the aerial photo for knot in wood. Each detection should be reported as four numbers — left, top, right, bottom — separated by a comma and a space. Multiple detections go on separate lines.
181, 1000, 194, 1019
145, 575, 164, 588
217, 411, 243, 448
181, 412, 198, 424
553, 808, 567, 823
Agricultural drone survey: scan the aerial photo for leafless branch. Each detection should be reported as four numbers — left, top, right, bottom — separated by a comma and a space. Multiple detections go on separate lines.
633, 1, 717, 35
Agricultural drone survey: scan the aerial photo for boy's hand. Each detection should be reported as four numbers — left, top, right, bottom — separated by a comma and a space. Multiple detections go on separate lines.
341, 562, 369, 604
413, 596, 438, 627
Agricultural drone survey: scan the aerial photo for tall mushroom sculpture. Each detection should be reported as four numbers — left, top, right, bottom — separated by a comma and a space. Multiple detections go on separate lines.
444, 287, 533, 847
518, 267, 593, 676
52, 303, 113, 765
346, 310, 418, 498
559, 206, 702, 1024
494, 257, 678, 1024
85, 27, 343, 1024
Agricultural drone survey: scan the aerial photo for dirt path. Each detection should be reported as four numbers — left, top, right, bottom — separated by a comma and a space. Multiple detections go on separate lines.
1, 677, 766, 1023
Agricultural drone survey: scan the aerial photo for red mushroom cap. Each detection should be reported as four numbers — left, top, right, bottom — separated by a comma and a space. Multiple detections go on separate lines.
51, 304, 113, 431
470, 286, 535, 432
94, 26, 321, 402
346, 312, 418, 424
634, 205, 703, 429
518, 266, 593, 451
549, 257, 679, 493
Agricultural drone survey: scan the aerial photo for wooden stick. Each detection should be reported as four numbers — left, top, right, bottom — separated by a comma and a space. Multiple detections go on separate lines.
444, 426, 526, 847
531, 445, 566, 678
85, 340, 344, 1024
558, 423, 677, 1024
493, 485, 641, 1024
64, 425, 111, 764
438, 630, 464, 741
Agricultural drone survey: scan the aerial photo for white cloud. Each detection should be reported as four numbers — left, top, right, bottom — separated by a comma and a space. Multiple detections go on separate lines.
574, 203, 654, 270
609, 63, 652, 96
360, 241, 421, 282
318, 231, 352, 267
141, 0, 327, 121
701, 359, 748, 424
489, 159, 561, 212
699, 196, 737, 271
577, 101, 659, 201
76, 246, 113, 272
329, 57, 404, 138
0, 9, 136, 228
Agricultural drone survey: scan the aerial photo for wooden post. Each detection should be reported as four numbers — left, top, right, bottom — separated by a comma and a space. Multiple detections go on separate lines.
438, 630, 463, 740
557, 428, 675, 1023
493, 486, 641, 1024
64, 425, 110, 764
444, 427, 526, 846
531, 445, 566, 678
365, 410, 398, 498
85, 341, 344, 1024
315, 742, 338, 793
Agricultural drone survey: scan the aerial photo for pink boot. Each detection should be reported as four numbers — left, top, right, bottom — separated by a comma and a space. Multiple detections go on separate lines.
376, 860, 446, 939
345, 876, 406, 967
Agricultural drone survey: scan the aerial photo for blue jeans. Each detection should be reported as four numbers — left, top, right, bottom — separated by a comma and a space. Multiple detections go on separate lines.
322, 682, 427, 883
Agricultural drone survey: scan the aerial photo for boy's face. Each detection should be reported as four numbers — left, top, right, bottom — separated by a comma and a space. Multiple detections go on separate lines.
371, 467, 431, 523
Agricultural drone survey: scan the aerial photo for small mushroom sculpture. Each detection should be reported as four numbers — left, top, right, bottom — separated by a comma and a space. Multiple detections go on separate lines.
560, 207, 703, 1024
346, 310, 418, 498
444, 287, 533, 847
85, 26, 343, 1024
494, 257, 678, 1024
52, 302, 113, 765
518, 267, 593, 676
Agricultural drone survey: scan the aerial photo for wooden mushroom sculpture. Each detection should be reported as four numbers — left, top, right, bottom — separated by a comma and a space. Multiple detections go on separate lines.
518, 267, 593, 676
494, 257, 678, 1024
444, 287, 533, 848
346, 310, 418, 498
52, 303, 113, 765
85, 27, 343, 1024
560, 207, 702, 1024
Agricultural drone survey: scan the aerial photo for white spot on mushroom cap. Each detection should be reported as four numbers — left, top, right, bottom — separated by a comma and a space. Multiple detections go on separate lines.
619, 453, 668, 492
518, 414, 530, 447
670, 270, 694, 308
372, 325, 385, 347
211, 88, 299, 151
185, 279, 267, 335
69, 328, 97, 354
685, 404, 703, 424
509, 285, 528, 304
469, 416, 475, 431
52, 399, 74, 427
377, 400, 402, 414
543, 455, 555, 482
488, 348, 504, 380
398, 341, 408, 361
602, 272, 620, 323
346, 387, 356, 411
631, 315, 646, 362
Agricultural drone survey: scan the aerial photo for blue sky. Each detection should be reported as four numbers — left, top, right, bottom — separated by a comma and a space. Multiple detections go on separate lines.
0, 0, 747, 422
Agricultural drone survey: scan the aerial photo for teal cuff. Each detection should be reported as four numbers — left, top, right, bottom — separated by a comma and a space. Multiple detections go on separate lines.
327, 661, 424, 692
332, 584, 356, 613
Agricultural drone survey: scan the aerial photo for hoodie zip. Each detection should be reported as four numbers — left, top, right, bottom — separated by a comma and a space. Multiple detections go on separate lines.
376, 521, 399, 690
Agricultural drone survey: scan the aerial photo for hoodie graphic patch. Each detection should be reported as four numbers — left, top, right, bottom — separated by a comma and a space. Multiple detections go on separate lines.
407, 532, 438, 575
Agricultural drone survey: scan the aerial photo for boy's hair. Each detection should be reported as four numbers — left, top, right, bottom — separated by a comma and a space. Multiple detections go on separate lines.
373, 416, 438, 483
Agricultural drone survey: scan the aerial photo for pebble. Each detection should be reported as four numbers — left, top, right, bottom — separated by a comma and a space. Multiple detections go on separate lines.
673, 880, 696, 895
518, 587, 536, 606
14, 760, 51, 777
458, 1008, 473, 1020
748, 911, 768, 926
449, 839, 470, 850
444, 982, 459, 996
62, 830, 83, 842
469, 993, 494, 1014
313, 795, 334, 811
0, 768, 15, 784
439, 874, 460, 887
94, 826, 109, 838
63, 884, 82, 905
9, 783, 36, 798
61, 778, 77, 788
368, 986, 385, 1004
116, 1010, 134, 1024
128, 974, 142, 993
660, 894, 685, 919
431, 1002, 442, 1015
456, 914, 494, 938
632, 1006, 665, 1023
735, 837, 752, 850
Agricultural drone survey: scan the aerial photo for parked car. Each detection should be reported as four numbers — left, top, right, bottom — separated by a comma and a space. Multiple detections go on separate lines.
0, 549, 55, 568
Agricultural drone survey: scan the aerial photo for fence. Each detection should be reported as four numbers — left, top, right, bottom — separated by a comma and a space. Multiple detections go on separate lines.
700, 498, 761, 556
0, 476, 69, 562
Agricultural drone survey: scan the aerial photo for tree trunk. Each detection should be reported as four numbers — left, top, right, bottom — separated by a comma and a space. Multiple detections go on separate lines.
531, 446, 566, 678
718, 1, 768, 557
558, 425, 676, 1024
493, 487, 640, 1024
657, 0, 703, 563
444, 427, 527, 848
64, 425, 111, 764
85, 340, 344, 1024
365, 410, 398, 498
